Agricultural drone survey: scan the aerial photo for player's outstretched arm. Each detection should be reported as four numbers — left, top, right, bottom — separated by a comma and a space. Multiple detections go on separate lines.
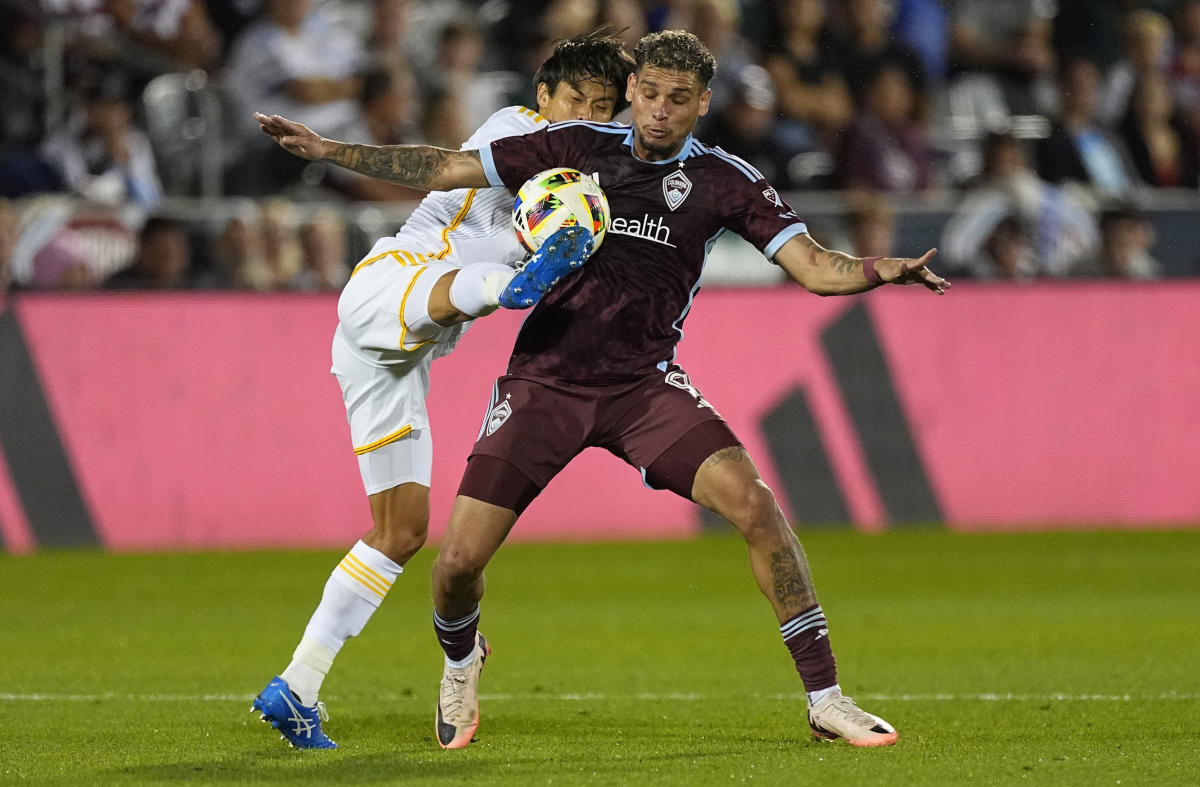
774, 233, 949, 296
253, 113, 490, 192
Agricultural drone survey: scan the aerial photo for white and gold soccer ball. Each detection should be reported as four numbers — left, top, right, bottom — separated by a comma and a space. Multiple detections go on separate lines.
512, 167, 609, 255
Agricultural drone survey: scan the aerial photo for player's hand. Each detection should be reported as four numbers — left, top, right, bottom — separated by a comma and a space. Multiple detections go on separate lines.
253, 113, 334, 161
875, 249, 949, 294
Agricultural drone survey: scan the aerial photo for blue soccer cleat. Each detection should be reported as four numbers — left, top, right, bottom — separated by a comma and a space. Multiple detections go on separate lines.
251, 676, 338, 749
499, 226, 594, 309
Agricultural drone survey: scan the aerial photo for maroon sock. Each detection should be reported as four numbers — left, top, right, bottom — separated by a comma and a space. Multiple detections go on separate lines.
433, 606, 480, 662
780, 604, 838, 693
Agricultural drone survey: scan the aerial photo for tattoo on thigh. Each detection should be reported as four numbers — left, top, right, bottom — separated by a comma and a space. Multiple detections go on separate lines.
703, 446, 747, 467
770, 548, 815, 609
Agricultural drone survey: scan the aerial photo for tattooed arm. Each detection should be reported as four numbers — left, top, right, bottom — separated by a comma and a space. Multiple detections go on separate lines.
774, 233, 948, 295
253, 113, 490, 191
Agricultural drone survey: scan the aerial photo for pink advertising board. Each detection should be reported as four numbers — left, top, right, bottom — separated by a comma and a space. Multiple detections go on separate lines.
2, 281, 1197, 552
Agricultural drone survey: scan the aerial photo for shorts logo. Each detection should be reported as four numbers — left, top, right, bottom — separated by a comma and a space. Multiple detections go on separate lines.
486, 398, 512, 435
665, 370, 714, 411
662, 171, 692, 211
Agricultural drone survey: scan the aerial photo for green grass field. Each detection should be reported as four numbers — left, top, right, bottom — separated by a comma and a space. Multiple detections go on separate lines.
1, 529, 1198, 785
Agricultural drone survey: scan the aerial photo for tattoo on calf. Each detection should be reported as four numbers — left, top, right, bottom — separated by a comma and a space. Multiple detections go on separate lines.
769, 547, 816, 610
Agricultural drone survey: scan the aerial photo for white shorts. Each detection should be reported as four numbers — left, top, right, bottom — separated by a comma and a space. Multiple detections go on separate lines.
332, 237, 467, 493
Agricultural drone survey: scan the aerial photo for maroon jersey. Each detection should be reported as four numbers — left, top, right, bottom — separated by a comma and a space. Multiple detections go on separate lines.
482, 122, 808, 383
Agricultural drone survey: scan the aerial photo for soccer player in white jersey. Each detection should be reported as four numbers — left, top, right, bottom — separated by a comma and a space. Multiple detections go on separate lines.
249, 33, 635, 749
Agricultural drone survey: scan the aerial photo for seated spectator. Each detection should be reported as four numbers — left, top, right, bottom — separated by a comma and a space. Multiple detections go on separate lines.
835, 62, 932, 193
1099, 8, 1173, 128
224, 0, 365, 193
103, 0, 220, 73
765, 0, 853, 154
942, 132, 1099, 278
892, 0, 950, 84
702, 65, 801, 188
290, 208, 349, 292
686, 0, 758, 120
1035, 56, 1137, 198
236, 197, 302, 291
201, 205, 265, 289
948, 0, 1056, 114
39, 69, 162, 209
104, 215, 192, 289
979, 214, 1038, 280
833, 0, 928, 104
1118, 71, 1200, 189
1073, 204, 1163, 279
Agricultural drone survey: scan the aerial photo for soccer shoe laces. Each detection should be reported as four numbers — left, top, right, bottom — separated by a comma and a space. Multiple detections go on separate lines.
814, 694, 877, 727
439, 669, 471, 719
315, 700, 330, 723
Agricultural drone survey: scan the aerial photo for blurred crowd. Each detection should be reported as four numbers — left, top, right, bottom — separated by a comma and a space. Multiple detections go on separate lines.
2, 0, 1200, 293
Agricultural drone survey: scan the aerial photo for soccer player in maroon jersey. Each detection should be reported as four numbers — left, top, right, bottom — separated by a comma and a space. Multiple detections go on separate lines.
257, 30, 948, 750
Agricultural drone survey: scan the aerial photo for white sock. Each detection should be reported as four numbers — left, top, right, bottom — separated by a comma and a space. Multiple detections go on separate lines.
279, 540, 403, 705
807, 683, 842, 707
448, 262, 514, 316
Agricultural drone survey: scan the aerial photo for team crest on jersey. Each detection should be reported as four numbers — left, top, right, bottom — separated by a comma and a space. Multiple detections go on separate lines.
486, 399, 512, 435
662, 171, 692, 211
762, 187, 783, 207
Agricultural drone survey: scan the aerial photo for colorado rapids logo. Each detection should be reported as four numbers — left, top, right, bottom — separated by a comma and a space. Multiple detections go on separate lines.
662, 171, 692, 211
486, 398, 512, 435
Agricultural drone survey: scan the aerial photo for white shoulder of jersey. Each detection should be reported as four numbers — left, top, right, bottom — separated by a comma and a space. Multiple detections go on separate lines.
459, 106, 549, 151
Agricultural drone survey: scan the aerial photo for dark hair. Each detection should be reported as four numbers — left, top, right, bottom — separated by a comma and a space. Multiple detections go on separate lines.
533, 30, 636, 114
359, 67, 394, 106
633, 30, 716, 86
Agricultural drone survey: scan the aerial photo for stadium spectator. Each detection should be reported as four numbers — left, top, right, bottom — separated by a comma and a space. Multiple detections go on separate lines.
223, 0, 366, 193
977, 213, 1038, 280
290, 208, 349, 292
424, 20, 519, 136
948, 0, 1056, 115
104, 215, 192, 289
1073, 204, 1163, 280
1099, 8, 1173, 128
833, 0, 928, 104
201, 205, 265, 289
1118, 70, 1200, 189
942, 131, 1098, 279
835, 62, 932, 193
892, 0, 950, 84
39, 69, 163, 209
688, 0, 757, 121
701, 64, 801, 188
0, 2, 47, 149
1036, 55, 1137, 199
102, 0, 220, 73
764, 0, 853, 153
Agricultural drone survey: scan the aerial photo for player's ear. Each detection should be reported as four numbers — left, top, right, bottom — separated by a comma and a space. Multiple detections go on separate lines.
698, 87, 712, 117
625, 72, 636, 102
536, 82, 551, 113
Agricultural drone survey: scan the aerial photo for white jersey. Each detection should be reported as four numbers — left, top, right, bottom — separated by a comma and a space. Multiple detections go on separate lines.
332, 105, 551, 486
371, 106, 550, 268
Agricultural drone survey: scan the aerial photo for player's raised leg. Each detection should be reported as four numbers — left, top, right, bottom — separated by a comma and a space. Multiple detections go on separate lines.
687, 444, 898, 747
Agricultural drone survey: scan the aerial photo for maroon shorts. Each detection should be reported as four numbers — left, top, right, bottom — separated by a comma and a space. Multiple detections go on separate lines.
459, 365, 741, 513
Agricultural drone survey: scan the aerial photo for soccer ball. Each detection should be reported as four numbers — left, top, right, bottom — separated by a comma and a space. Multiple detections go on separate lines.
512, 167, 609, 255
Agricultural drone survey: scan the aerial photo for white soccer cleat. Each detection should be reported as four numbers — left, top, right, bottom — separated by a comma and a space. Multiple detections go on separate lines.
435, 632, 490, 749
808, 690, 898, 747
